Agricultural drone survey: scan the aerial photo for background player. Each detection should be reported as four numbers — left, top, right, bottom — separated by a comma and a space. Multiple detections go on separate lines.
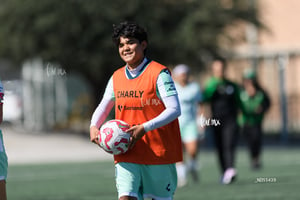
202, 58, 240, 184
90, 21, 182, 200
173, 64, 203, 187
239, 68, 271, 170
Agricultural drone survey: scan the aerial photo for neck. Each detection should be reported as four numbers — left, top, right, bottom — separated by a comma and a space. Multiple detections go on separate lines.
126, 58, 148, 79
127, 57, 145, 70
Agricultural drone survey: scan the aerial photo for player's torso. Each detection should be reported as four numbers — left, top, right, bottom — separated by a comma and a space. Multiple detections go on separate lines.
112, 61, 182, 164
176, 82, 200, 124
113, 61, 165, 125
240, 90, 264, 112
211, 80, 239, 118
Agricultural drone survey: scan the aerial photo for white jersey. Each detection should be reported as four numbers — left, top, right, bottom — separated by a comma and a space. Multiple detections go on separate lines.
175, 81, 202, 126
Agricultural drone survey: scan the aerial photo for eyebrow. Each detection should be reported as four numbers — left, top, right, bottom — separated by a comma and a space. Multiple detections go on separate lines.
122, 37, 138, 42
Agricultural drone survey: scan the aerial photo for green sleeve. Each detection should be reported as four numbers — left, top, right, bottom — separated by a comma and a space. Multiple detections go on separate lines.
202, 77, 221, 102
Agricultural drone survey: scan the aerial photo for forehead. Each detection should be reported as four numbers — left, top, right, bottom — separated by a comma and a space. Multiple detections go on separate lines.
119, 36, 138, 43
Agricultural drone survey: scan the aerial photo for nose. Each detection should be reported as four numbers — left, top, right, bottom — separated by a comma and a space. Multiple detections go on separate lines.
123, 44, 130, 51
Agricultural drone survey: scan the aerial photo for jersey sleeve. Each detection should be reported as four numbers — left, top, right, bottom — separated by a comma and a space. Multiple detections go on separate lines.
90, 76, 115, 128
202, 77, 220, 102
156, 69, 177, 99
103, 76, 115, 100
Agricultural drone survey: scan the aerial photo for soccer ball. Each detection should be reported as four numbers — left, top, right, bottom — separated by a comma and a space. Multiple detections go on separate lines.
98, 119, 131, 155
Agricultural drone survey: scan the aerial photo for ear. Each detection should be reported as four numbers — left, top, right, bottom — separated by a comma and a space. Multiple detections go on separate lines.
141, 40, 147, 51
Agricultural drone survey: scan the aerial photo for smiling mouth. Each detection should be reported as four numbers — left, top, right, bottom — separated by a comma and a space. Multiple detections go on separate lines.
123, 52, 133, 57
124, 52, 132, 56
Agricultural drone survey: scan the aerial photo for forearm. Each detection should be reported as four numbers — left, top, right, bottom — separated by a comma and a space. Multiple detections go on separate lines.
143, 95, 181, 132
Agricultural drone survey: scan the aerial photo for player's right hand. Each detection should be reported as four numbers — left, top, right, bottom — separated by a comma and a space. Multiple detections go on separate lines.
126, 124, 146, 149
90, 126, 100, 145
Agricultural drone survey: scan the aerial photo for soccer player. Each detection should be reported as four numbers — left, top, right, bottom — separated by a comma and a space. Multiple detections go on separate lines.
0, 80, 8, 200
90, 21, 182, 200
202, 58, 239, 184
173, 64, 203, 187
239, 69, 270, 170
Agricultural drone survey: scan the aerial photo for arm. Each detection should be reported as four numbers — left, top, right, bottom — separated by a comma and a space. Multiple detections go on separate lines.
90, 77, 115, 144
142, 95, 181, 132
143, 69, 181, 131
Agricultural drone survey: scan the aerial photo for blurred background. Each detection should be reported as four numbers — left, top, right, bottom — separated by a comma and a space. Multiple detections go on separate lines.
1, 0, 299, 143
0, 0, 300, 151
1, 0, 300, 199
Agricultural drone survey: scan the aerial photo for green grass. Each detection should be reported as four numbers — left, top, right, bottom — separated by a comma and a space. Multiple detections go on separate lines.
7, 148, 300, 200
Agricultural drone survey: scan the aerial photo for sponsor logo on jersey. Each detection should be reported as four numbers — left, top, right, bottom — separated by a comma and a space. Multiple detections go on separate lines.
117, 105, 143, 112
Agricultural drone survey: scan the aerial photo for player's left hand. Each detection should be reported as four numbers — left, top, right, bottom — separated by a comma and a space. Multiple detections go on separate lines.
126, 124, 146, 149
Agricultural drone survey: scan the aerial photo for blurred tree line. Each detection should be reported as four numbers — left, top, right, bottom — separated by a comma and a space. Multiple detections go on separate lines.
0, 0, 262, 103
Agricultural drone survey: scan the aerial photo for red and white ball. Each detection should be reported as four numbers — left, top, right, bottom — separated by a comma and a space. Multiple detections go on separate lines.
98, 119, 131, 155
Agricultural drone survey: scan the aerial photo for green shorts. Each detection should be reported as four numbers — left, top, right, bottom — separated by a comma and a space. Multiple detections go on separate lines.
0, 130, 8, 181
115, 162, 177, 200
179, 121, 199, 143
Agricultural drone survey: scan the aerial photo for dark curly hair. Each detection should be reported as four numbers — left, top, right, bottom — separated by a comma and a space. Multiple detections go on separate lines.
112, 21, 148, 48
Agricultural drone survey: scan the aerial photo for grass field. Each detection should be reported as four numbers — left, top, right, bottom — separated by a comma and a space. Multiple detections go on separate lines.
7, 147, 300, 200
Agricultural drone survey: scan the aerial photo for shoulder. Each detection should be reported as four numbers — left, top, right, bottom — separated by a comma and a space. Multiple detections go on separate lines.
146, 61, 171, 80
149, 60, 167, 68
205, 76, 217, 84
157, 68, 174, 86
204, 77, 219, 88
148, 60, 169, 73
